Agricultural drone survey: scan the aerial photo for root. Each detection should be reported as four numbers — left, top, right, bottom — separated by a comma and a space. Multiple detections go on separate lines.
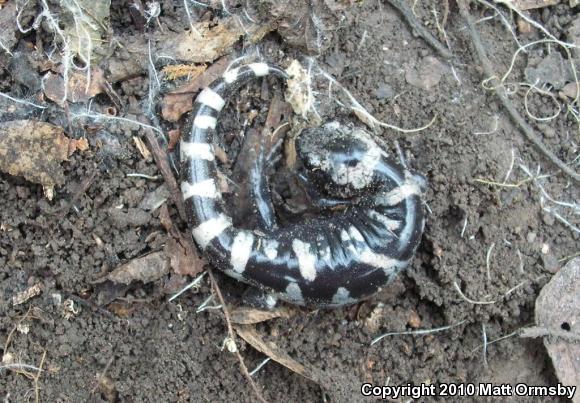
370, 320, 468, 346
325, 69, 438, 133
386, 0, 453, 60
457, 0, 580, 183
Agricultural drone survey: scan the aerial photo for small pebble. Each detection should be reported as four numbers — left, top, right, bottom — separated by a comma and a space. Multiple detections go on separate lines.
541, 253, 560, 273
541, 243, 550, 254
527, 232, 536, 243
539, 125, 556, 139
407, 310, 421, 328
542, 212, 555, 226
374, 83, 394, 100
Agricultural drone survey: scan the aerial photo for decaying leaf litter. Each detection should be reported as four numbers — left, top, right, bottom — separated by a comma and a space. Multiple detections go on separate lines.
1, 0, 579, 401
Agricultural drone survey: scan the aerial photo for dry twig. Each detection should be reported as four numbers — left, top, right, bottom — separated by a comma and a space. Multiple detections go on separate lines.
140, 122, 187, 222
207, 269, 269, 403
386, 0, 453, 59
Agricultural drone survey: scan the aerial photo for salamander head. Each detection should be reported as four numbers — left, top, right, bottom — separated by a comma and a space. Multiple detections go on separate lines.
296, 121, 385, 195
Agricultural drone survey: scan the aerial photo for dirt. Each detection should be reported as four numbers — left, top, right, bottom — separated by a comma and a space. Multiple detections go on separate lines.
1, 0, 579, 402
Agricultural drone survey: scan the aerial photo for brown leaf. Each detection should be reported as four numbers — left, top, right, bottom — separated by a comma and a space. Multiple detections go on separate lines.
106, 251, 169, 285
160, 17, 275, 64
161, 57, 231, 122
534, 257, 580, 402
43, 69, 106, 106
0, 1, 18, 53
0, 120, 87, 197
106, 301, 136, 318
164, 237, 205, 277
230, 307, 293, 325
68, 137, 89, 155
167, 129, 181, 152
234, 324, 324, 386
162, 64, 207, 81
159, 204, 206, 277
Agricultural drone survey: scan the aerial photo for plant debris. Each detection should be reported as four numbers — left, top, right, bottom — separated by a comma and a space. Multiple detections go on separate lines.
104, 251, 169, 285
162, 64, 207, 81
523, 257, 580, 401
161, 56, 230, 122
285, 60, 318, 122
53, 0, 111, 64
161, 16, 275, 63
229, 307, 293, 325
159, 204, 206, 277
234, 324, 324, 385
0, 1, 18, 54
43, 69, 106, 106
0, 120, 88, 199
12, 283, 43, 306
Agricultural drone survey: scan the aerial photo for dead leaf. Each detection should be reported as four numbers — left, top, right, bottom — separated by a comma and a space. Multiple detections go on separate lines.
285, 60, 316, 120
96, 373, 118, 403
159, 204, 206, 277
161, 17, 276, 63
230, 307, 293, 325
534, 257, 580, 402
161, 57, 231, 122
139, 185, 170, 212
57, 0, 111, 64
0, 120, 88, 199
0, 1, 18, 53
106, 251, 169, 285
234, 324, 324, 385
13, 283, 43, 306
167, 129, 181, 152
162, 64, 207, 81
268, 0, 338, 55
106, 301, 136, 318
164, 237, 205, 277
43, 69, 106, 106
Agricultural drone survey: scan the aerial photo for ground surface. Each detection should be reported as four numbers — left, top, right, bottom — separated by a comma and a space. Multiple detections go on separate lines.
1, 0, 579, 402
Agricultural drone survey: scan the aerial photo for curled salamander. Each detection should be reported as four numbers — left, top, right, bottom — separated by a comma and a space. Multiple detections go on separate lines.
180, 62, 426, 308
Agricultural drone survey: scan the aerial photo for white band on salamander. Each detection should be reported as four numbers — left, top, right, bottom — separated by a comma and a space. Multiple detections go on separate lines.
192, 214, 232, 249
230, 231, 254, 273
223, 68, 239, 84
292, 239, 317, 282
381, 182, 421, 206
180, 142, 215, 162
181, 179, 219, 200
249, 63, 269, 77
196, 88, 226, 112
193, 115, 217, 130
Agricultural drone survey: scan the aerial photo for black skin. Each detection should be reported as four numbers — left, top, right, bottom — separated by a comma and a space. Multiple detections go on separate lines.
243, 122, 425, 307
181, 64, 426, 307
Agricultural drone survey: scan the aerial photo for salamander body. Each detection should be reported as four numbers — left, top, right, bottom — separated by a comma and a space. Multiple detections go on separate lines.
180, 62, 426, 307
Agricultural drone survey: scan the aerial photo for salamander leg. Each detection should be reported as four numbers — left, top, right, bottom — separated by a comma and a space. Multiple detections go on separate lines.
241, 286, 279, 309
296, 173, 356, 210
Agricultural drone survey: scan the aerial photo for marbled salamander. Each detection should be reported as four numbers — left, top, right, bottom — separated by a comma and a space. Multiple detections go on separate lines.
180, 62, 426, 308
